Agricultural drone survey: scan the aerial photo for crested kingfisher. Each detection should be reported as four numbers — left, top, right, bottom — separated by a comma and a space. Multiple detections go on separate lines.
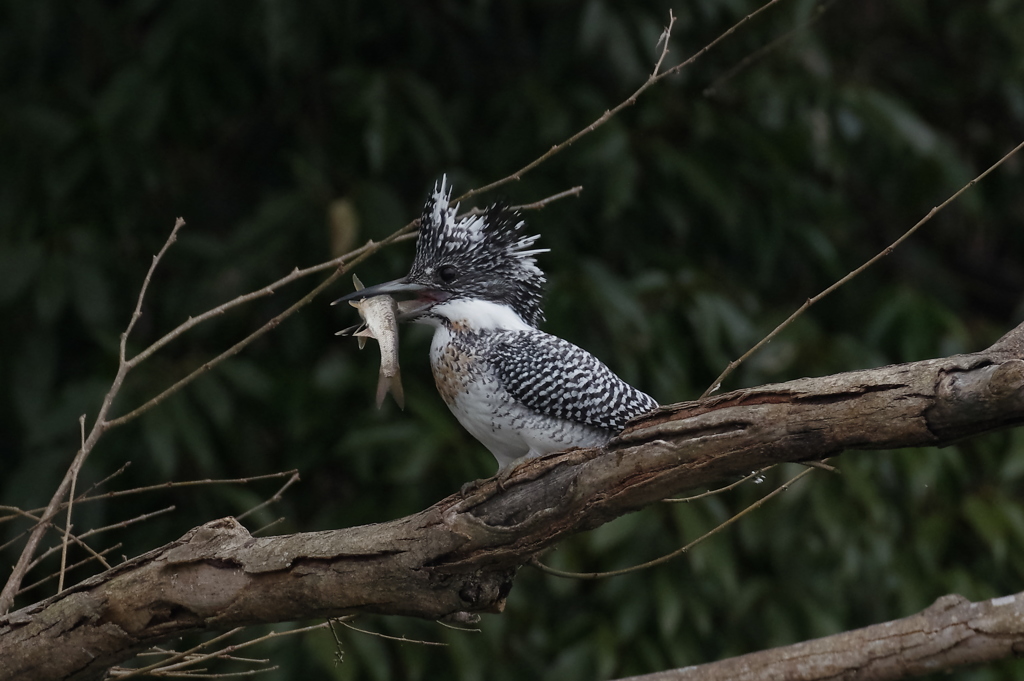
335, 178, 658, 472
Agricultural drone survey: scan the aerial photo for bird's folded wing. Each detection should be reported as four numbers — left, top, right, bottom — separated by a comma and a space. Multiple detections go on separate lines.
488, 331, 657, 431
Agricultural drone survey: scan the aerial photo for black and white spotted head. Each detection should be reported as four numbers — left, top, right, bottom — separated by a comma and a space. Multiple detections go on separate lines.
402, 177, 547, 327
332, 177, 549, 331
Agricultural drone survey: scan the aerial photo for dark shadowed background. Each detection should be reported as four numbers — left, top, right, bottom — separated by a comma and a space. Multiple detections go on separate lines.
2, 1, 1024, 679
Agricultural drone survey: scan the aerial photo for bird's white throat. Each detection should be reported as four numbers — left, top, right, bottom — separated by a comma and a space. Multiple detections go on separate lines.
423, 298, 533, 332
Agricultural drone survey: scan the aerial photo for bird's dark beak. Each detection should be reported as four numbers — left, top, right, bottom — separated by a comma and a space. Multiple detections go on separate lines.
331, 277, 449, 320
332, 277, 426, 303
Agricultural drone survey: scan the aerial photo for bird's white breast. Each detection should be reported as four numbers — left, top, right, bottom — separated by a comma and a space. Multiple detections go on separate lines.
429, 323, 611, 470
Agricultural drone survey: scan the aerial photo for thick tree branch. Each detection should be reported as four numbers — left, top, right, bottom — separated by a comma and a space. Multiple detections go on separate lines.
2, 321, 1023, 681
621, 592, 1024, 681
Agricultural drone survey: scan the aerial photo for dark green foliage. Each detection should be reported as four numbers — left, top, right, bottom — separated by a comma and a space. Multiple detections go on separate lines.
2, 0, 1024, 678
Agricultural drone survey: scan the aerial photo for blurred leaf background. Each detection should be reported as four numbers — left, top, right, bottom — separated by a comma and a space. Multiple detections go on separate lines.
2, 0, 1024, 679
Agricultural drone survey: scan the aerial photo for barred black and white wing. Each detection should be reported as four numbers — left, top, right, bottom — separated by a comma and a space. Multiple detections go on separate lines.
488, 331, 657, 431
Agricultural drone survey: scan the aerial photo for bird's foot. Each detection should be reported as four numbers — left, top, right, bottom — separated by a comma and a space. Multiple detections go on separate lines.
459, 465, 516, 498
495, 465, 518, 491
460, 477, 487, 497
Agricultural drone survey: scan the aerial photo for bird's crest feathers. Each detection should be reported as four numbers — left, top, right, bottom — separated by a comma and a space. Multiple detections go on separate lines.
408, 176, 549, 327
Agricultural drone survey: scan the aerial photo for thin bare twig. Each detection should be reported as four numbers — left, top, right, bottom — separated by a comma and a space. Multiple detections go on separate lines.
0, 218, 185, 614
455, 0, 788, 203
334, 618, 448, 647
532, 465, 817, 579
145, 668, 279, 678
78, 461, 132, 500
700, 138, 1024, 399
18, 543, 121, 595
99, 220, 409, 444
704, 0, 840, 98
110, 628, 247, 679
2, 208, 414, 611
327, 619, 346, 665
250, 518, 285, 537
3, 501, 169, 577
435, 619, 482, 633
104, 225, 416, 430
0, 508, 46, 553
28, 506, 176, 573
662, 468, 771, 503
444, 185, 585, 220
124, 232, 416, 373
802, 460, 840, 474
234, 472, 301, 522
58, 414, 88, 593
138, 649, 270, 666
0, 460, 128, 524
122, 218, 186, 364
132, 182, 577, 371
0, 505, 112, 573
0, 470, 295, 565
77, 470, 301, 507
111, 622, 332, 679
74, 506, 176, 543
514, 186, 584, 211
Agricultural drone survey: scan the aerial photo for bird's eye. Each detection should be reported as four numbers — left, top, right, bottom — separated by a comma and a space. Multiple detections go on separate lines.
437, 265, 457, 283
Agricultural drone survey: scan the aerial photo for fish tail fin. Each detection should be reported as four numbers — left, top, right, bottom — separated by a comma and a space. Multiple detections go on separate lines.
376, 368, 405, 410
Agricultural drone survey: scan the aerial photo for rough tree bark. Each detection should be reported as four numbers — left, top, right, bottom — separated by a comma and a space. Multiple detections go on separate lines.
2, 322, 1023, 681
623, 591, 1024, 681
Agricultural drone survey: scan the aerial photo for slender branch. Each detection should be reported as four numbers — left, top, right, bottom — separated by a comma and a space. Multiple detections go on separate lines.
110, 629, 247, 679
77, 462, 132, 502
0, 470, 296, 562
454, 0, 787, 204
144, 669, 278, 678
801, 460, 840, 474
0, 507, 111, 572
137, 649, 271, 666
121, 218, 186, 364
56, 512, 76, 592
250, 518, 285, 536
1, 503, 175, 586
701, 137, 1024, 399
1, 206, 409, 612
58, 415, 88, 593
704, 0, 840, 98
0, 510, 40, 552
334, 618, 448, 647
110, 623, 331, 679
513, 186, 584, 211
104, 221, 417, 430
531, 465, 816, 579
234, 472, 300, 523
662, 467, 771, 503
103, 269, 347, 428
18, 544, 121, 595
124, 232, 416, 371
77, 470, 300, 507
28, 506, 176, 574
118, 186, 589, 377
449, 185, 585, 219
0, 219, 185, 615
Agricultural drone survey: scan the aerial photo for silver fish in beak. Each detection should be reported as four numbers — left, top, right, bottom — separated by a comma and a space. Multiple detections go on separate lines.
334, 274, 406, 409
